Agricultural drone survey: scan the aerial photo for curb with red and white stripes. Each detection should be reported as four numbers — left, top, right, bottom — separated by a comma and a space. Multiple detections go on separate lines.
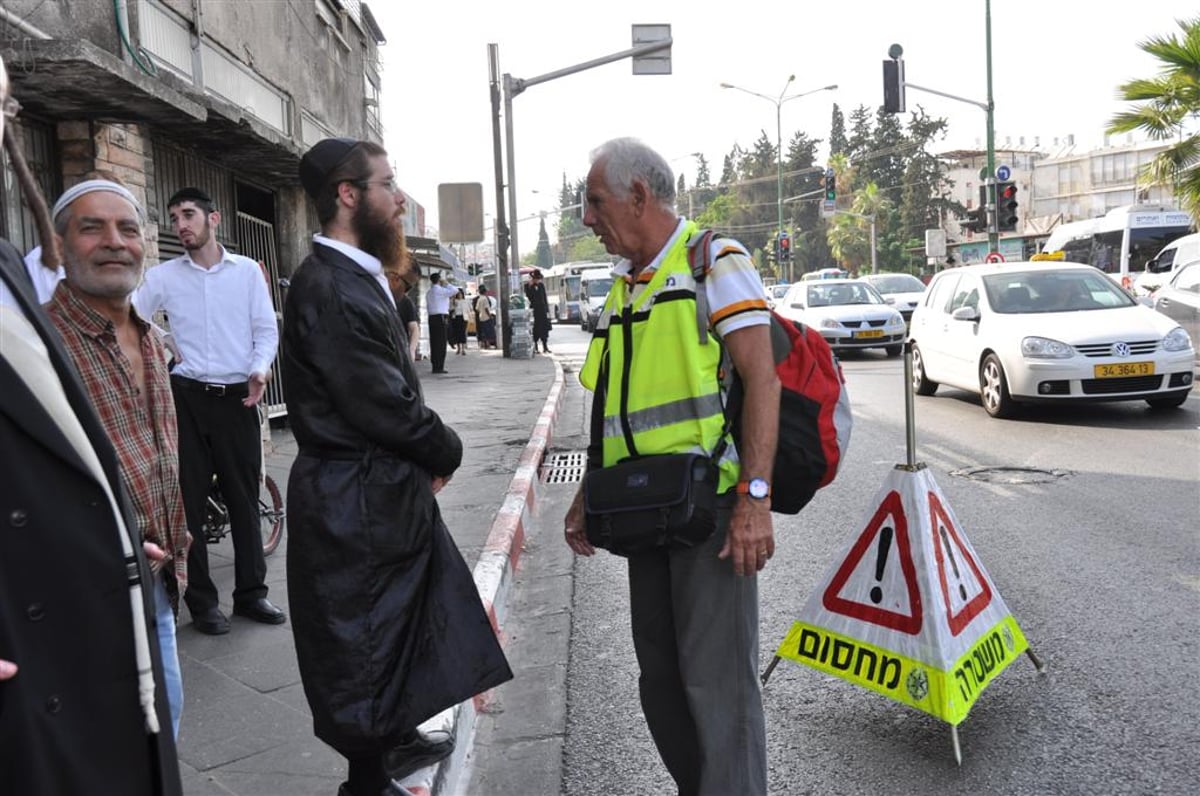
402, 358, 567, 796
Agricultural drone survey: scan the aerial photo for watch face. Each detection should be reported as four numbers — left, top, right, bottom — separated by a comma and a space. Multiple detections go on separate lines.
749, 478, 769, 499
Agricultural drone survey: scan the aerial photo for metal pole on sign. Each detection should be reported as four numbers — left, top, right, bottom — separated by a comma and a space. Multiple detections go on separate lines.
502, 73, 518, 357
903, 340, 917, 468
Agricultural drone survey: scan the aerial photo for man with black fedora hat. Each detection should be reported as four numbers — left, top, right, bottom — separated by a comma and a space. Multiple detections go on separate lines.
283, 137, 512, 796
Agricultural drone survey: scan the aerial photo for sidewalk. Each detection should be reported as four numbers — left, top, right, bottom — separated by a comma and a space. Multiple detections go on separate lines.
176, 347, 564, 796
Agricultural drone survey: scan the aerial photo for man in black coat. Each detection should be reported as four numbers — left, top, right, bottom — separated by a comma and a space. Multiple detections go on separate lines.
0, 54, 182, 795
524, 268, 552, 352
284, 137, 512, 796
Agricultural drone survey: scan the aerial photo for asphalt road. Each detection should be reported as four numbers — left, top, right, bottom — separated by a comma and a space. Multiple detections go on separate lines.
542, 326, 1199, 796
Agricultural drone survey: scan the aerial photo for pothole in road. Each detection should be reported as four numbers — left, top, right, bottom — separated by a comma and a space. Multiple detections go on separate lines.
949, 466, 1073, 485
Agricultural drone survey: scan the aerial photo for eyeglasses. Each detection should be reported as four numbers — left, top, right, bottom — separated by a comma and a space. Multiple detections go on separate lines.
1, 96, 19, 121
354, 177, 402, 195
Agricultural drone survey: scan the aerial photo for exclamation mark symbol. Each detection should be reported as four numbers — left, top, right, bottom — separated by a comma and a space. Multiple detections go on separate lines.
869, 526, 893, 604
939, 524, 968, 601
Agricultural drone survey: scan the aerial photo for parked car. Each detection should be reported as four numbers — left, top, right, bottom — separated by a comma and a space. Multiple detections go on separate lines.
1152, 260, 1200, 370
860, 272, 928, 323
909, 262, 1195, 418
777, 279, 906, 357
767, 283, 790, 310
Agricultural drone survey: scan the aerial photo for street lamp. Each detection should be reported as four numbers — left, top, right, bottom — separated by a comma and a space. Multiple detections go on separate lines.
720, 79, 836, 281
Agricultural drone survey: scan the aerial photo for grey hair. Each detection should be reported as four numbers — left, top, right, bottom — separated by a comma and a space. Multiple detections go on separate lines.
589, 138, 676, 210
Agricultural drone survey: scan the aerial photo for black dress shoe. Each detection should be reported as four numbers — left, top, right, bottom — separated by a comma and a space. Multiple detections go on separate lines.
384, 728, 455, 781
232, 597, 287, 625
191, 607, 230, 635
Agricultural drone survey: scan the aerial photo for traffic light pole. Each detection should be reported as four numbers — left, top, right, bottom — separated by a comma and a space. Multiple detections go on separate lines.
884, 0, 999, 255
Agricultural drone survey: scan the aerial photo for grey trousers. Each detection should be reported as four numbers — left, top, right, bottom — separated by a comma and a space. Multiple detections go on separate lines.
627, 505, 767, 795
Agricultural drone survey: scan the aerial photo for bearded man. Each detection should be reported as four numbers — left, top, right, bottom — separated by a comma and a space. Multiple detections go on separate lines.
134, 187, 283, 637
283, 138, 512, 796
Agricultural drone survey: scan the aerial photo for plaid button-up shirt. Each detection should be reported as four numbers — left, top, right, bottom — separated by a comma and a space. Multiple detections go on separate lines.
47, 282, 189, 607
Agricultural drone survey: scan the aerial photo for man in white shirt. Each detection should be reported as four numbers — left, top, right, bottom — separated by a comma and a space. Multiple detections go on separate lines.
134, 187, 283, 635
425, 271, 458, 374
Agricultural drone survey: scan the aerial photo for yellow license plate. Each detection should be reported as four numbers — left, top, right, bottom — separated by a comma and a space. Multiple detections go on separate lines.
854, 329, 884, 339
1093, 361, 1154, 378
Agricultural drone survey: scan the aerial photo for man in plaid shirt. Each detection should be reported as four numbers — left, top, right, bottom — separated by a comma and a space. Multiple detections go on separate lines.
44, 180, 190, 739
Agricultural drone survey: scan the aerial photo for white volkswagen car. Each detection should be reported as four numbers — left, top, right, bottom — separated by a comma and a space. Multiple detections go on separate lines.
777, 279, 907, 357
909, 262, 1195, 418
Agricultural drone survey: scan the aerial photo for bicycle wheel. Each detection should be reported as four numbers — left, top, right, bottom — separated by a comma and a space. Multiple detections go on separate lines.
259, 474, 285, 556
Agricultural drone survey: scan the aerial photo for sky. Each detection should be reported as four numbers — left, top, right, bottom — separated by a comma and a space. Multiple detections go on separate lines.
370, 1, 1197, 253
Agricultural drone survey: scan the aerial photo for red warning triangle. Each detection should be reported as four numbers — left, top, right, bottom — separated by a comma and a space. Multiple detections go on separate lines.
822, 490, 923, 635
929, 492, 992, 636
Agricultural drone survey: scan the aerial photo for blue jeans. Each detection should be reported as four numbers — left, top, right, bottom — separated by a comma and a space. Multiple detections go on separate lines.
154, 574, 184, 739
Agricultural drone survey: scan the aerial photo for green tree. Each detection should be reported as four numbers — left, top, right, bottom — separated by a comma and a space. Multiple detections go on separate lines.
1107, 17, 1200, 218
828, 182, 891, 274
535, 216, 553, 269
829, 103, 847, 157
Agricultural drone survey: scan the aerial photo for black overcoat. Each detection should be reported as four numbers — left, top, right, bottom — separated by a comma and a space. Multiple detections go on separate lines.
0, 241, 182, 794
281, 242, 512, 756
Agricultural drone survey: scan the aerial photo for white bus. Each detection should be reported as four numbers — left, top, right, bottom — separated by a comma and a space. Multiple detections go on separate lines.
1041, 205, 1193, 291
546, 261, 613, 323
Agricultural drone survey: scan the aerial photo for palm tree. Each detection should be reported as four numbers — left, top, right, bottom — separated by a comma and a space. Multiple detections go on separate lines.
1107, 17, 1200, 218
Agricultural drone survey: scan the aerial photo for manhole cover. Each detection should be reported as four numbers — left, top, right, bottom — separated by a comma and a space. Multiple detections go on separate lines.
541, 450, 587, 484
949, 466, 1071, 485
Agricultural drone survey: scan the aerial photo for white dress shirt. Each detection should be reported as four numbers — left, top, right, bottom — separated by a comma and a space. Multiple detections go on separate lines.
23, 245, 65, 304
134, 247, 278, 385
312, 234, 395, 308
426, 281, 458, 315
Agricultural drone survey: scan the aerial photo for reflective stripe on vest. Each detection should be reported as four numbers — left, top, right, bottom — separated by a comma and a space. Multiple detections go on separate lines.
579, 222, 740, 491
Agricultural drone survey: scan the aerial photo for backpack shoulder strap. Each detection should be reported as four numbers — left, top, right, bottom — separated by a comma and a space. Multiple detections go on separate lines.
686, 228, 716, 346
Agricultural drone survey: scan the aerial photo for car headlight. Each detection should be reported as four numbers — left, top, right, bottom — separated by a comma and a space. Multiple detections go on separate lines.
1021, 336, 1074, 358
1162, 327, 1193, 352
887, 312, 905, 327
820, 317, 844, 330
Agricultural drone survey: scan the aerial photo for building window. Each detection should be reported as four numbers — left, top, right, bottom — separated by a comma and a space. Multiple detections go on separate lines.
364, 70, 381, 137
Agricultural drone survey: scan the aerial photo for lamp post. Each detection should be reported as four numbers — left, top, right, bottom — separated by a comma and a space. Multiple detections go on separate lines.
720, 79, 836, 281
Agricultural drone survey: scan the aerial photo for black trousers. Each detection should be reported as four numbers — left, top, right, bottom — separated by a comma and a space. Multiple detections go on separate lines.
171, 377, 268, 615
428, 313, 449, 372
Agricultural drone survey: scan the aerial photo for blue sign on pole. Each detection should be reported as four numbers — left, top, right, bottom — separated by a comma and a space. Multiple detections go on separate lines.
996, 164, 1011, 181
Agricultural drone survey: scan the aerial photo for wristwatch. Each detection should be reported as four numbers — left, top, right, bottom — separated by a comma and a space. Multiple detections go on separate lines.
737, 478, 771, 500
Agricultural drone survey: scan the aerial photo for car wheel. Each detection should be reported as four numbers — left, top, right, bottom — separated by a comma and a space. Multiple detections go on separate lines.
979, 354, 1015, 418
911, 343, 938, 396
1146, 391, 1189, 410
885, 344, 902, 358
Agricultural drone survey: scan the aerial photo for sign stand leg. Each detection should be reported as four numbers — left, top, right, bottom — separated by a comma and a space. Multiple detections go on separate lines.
1025, 647, 1046, 672
760, 654, 781, 687
950, 724, 963, 766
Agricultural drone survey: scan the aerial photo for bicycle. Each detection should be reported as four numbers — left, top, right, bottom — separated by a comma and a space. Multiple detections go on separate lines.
203, 473, 285, 556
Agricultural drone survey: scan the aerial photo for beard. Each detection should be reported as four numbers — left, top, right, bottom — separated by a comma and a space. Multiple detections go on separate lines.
181, 219, 212, 251
354, 201, 408, 272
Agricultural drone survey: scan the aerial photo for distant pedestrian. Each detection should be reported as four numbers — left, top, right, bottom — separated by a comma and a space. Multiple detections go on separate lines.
450, 287, 470, 355
524, 268, 552, 353
0, 53, 183, 795
285, 137, 512, 796
385, 258, 422, 362
475, 284, 497, 349
563, 137, 779, 795
45, 180, 191, 739
134, 187, 284, 636
425, 271, 458, 373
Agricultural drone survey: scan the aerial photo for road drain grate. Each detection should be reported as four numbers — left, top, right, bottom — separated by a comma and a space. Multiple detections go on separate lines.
949, 466, 1072, 485
541, 451, 587, 484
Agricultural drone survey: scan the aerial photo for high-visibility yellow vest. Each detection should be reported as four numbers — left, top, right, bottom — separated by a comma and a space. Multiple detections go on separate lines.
579, 223, 739, 491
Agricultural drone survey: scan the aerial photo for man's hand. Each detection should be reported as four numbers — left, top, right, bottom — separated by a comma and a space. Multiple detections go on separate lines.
144, 540, 166, 576
718, 496, 775, 576
431, 475, 452, 495
244, 371, 268, 407
563, 487, 595, 556
0, 659, 17, 681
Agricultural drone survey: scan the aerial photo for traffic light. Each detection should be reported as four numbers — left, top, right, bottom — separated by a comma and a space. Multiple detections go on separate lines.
882, 58, 906, 114
963, 207, 987, 234
996, 181, 1019, 231
779, 233, 791, 262
824, 168, 836, 202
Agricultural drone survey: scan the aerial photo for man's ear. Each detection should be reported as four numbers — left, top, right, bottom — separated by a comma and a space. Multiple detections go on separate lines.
336, 180, 360, 209
209, 210, 222, 230
629, 179, 649, 214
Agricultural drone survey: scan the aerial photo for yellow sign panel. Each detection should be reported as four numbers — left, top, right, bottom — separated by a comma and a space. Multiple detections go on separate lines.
776, 615, 1028, 725
1030, 251, 1066, 261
